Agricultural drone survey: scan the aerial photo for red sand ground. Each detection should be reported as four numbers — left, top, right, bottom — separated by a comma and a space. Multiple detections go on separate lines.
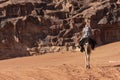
0, 41, 120, 80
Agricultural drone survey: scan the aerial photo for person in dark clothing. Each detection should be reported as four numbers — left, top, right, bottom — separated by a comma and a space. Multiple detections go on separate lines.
79, 19, 96, 52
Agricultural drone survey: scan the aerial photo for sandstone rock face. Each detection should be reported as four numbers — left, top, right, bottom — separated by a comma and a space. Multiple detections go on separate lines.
0, 0, 119, 59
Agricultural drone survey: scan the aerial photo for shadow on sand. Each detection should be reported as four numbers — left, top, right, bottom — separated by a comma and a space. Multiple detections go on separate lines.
113, 64, 120, 67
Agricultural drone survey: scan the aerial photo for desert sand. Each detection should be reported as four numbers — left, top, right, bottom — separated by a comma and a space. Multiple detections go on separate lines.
0, 41, 120, 80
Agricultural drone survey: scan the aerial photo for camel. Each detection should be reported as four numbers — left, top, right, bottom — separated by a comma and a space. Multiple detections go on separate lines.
79, 37, 95, 69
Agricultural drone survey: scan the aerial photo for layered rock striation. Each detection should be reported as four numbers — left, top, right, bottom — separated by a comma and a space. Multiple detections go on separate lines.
0, 0, 119, 59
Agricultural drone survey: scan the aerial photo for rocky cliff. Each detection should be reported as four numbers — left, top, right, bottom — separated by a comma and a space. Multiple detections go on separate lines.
0, 0, 120, 59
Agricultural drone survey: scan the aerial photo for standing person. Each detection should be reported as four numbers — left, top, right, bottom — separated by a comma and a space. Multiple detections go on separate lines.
79, 19, 96, 52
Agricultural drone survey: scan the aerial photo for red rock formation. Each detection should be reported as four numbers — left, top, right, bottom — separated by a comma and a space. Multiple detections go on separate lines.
0, 0, 119, 59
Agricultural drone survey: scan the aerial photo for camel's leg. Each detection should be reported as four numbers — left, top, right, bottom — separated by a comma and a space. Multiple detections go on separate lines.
85, 52, 90, 69
84, 45, 90, 69
87, 54, 90, 69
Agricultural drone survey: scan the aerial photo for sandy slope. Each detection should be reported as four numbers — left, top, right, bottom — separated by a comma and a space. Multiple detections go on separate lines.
0, 41, 120, 80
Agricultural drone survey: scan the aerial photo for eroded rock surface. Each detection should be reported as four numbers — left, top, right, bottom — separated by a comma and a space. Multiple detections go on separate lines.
0, 0, 120, 59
